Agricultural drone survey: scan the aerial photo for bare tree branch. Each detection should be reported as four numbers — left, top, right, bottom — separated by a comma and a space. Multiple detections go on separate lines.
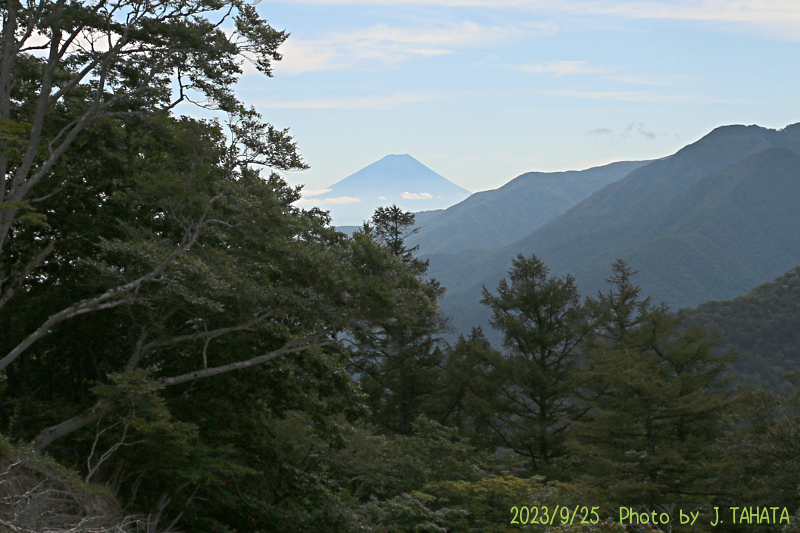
0, 454, 147, 532
156, 335, 332, 387
30, 333, 333, 452
0, 239, 55, 311
0, 192, 224, 373
132, 313, 274, 372
30, 399, 113, 453
85, 417, 144, 483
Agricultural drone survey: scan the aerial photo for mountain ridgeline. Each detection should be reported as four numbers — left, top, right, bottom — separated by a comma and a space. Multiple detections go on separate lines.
407, 160, 649, 256
418, 123, 800, 338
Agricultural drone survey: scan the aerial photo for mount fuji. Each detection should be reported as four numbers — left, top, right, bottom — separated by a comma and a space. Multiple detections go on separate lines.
298, 154, 471, 226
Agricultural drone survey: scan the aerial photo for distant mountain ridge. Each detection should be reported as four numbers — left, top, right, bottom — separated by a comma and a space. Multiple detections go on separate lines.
425, 123, 800, 337
408, 160, 649, 256
301, 154, 470, 226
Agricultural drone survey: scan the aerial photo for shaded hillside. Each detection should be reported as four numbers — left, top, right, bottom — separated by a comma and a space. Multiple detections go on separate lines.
429, 123, 800, 337
409, 160, 648, 256
517, 123, 800, 254
685, 266, 800, 395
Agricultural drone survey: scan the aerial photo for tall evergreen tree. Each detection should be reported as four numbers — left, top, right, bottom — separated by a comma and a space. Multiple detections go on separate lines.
439, 327, 503, 443
572, 260, 734, 507
479, 253, 591, 471
349, 206, 448, 434
369, 205, 425, 273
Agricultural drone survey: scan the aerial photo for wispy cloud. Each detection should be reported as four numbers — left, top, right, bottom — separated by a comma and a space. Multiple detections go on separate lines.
272, 1, 800, 38
258, 92, 434, 110
401, 192, 434, 200
513, 60, 688, 86
274, 40, 343, 75
540, 89, 748, 103
515, 60, 608, 77
624, 122, 656, 139
588, 122, 665, 140
275, 0, 800, 18
577, 0, 800, 26
275, 21, 529, 74
301, 188, 333, 197
542, 89, 655, 100
269, 0, 538, 5
602, 73, 688, 86
582, 2, 800, 39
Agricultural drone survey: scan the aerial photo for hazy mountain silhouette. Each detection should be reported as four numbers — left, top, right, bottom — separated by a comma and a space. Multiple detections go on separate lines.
408, 160, 649, 256
300, 154, 470, 226
426, 123, 800, 338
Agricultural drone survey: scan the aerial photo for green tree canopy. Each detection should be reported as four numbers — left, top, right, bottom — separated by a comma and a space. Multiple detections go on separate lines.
571, 260, 734, 508
348, 206, 450, 434
478, 253, 591, 471
368, 204, 424, 272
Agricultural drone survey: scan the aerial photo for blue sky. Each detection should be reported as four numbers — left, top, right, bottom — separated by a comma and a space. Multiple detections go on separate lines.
233, 0, 800, 197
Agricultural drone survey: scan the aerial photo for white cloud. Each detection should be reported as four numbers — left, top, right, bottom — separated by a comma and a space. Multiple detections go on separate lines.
575, 1, 800, 39
542, 89, 654, 100
513, 61, 690, 86
401, 192, 434, 200
516, 60, 608, 77
274, 0, 799, 18
602, 73, 687, 86
301, 188, 332, 197
258, 92, 434, 110
378, 195, 389, 200
275, 21, 529, 75
274, 40, 343, 75
271, 0, 528, 4
296, 196, 362, 205
576, 0, 800, 24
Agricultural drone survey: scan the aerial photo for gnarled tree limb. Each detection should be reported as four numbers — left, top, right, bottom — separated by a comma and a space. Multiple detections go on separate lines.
30, 334, 333, 451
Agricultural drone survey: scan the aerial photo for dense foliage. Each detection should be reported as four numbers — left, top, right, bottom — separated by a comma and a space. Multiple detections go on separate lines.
2, 1, 800, 532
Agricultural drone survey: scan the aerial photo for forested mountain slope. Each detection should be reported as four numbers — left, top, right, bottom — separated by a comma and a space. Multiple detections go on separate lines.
408, 160, 648, 256
429, 123, 800, 336
686, 265, 800, 395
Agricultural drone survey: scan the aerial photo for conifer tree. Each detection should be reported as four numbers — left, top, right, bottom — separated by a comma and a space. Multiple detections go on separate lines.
572, 260, 733, 506
479, 253, 591, 471
438, 327, 503, 445
370, 205, 423, 270
349, 206, 448, 434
